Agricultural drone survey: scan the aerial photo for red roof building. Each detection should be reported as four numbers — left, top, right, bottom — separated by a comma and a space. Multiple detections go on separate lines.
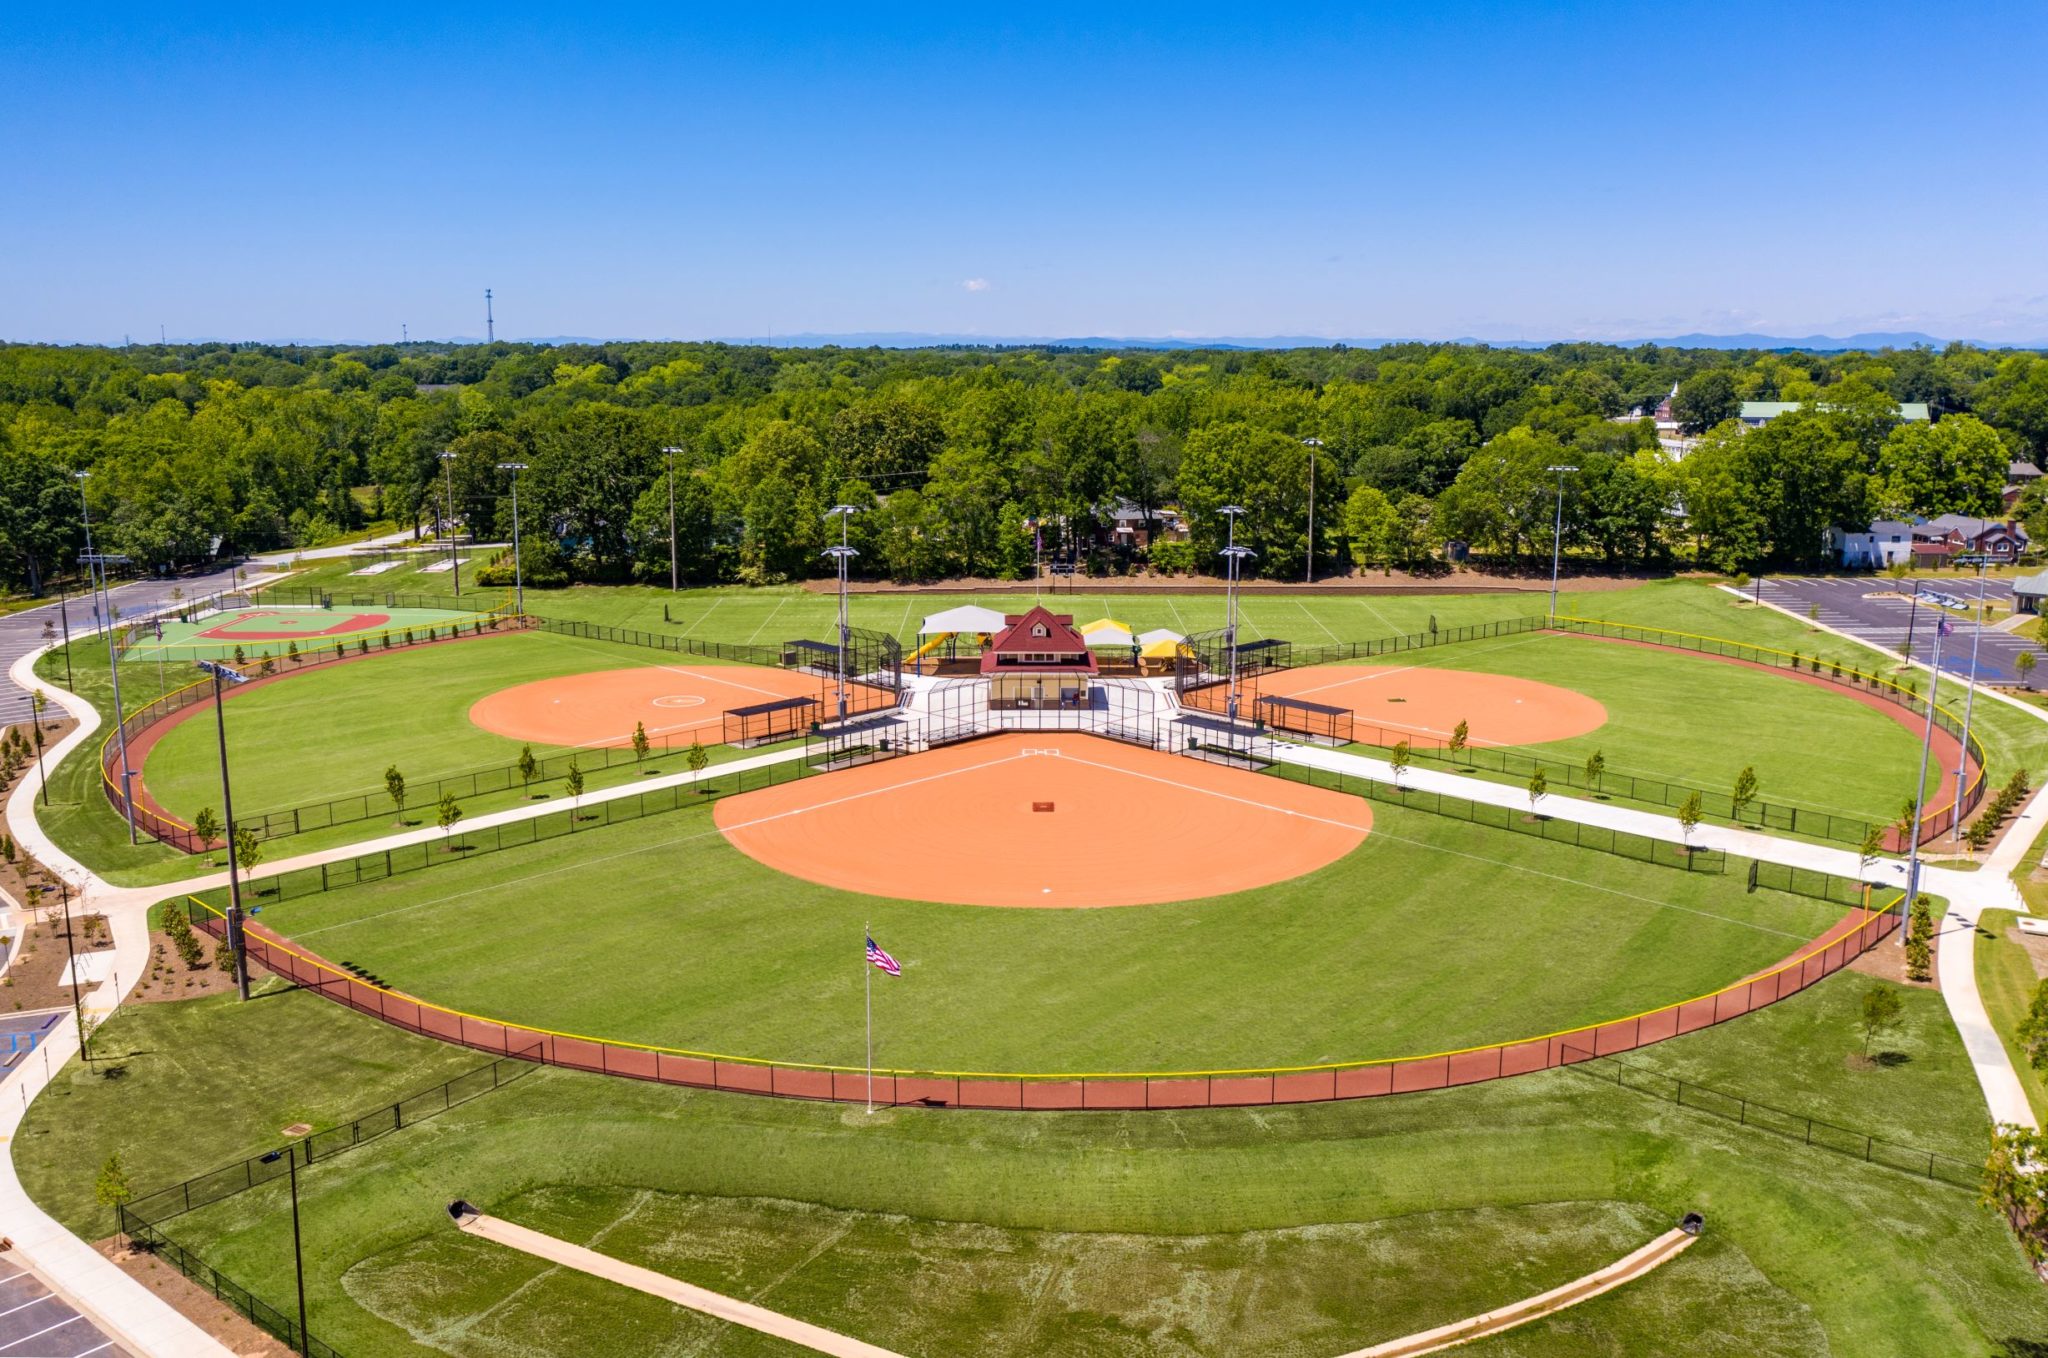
980, 606, 1099, 675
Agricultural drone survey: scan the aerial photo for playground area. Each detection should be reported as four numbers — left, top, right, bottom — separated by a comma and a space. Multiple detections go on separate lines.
713, 732, 1373, 907
119, 603, 489, 662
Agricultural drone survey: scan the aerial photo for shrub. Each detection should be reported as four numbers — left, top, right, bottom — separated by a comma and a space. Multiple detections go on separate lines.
1905, 936, 1932, 982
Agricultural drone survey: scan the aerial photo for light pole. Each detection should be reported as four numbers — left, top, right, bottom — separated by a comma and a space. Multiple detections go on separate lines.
1546, 465, 1578, 620
260, 1147, 310, 1356
58, 874, 88, 1061
1219, 505, 1252, 722
1301, 438, 1322, 584
79, 473, 137, 844
1902, 618, 1949, 935
823, 506, 860, 723
199, 658, 252, 1001
495, 463, 529, 614
661, 446, 682, 592
1955, 561, 1988, 838
438, 450, 460, 596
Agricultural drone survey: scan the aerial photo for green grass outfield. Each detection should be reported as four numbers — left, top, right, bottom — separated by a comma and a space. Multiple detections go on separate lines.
233, 778, 1848, 1073
139, 597, 1940, 846
20, 973, 2043, 1356
139, 628, 792, 847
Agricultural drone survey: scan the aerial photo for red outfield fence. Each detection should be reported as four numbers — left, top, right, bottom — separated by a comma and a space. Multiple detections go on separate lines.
189, 896, 1899, 1112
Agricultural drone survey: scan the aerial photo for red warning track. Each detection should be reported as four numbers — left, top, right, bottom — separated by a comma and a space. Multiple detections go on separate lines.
714, 733, 1372, 907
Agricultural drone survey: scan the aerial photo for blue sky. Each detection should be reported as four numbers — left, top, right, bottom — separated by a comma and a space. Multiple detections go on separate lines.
5, 3, 2046, 345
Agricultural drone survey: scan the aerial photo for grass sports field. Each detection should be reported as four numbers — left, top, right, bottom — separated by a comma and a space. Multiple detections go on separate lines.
20, 972, 2041, 1357
126, 599, 1944, 861
234, 770, 1847, 1072
121, 603, 489, 663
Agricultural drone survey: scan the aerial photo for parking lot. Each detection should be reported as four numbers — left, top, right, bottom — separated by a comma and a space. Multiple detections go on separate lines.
0, 1260, 130, 1357
1755, 575, 2036, 686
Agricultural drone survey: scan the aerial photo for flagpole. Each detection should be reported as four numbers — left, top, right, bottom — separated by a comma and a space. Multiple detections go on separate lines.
865, 921, 874, 1114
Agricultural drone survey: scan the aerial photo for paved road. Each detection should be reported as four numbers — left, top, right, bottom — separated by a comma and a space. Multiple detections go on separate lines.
1756, 575, 2037, 685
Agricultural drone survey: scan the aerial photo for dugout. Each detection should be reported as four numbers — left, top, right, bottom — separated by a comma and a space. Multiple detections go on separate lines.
1256, 694, 1354, 745
724, 695, 821, 746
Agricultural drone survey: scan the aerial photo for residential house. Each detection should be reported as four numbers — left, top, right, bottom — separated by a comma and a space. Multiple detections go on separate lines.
1826, 521, 1915, 569
1921, 514, 2029, 564
2003, 460, 2043, 511
1829, 515, 2028, 569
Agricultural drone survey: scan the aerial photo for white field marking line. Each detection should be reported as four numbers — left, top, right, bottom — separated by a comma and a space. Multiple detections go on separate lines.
1280, 633, 1550, 699
674, 596, 724, 639
530, 629, 792, 697
1350, 595, 1399, 634
288, 750, 1036, 940
1297, 599, 1342, 644
1055, 750, 1373, 835
1165, 596, 1191, 633
1358, 819, 1816, 941
743, 596, 790, 645
896, 599, 914, 639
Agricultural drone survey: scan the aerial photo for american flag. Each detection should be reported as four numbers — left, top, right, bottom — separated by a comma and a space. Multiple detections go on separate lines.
866, 935, 901, 977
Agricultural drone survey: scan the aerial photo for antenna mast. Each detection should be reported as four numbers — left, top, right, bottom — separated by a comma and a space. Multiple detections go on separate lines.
485, 288, 494, 342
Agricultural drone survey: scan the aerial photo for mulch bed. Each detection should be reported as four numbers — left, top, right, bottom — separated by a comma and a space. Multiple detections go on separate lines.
97, 1238, 295, 1358
0, 911, 113, 1014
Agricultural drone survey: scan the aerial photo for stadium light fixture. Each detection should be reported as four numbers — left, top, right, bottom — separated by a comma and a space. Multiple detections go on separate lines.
823, 507, 862, 722
661, 447, 684, 591
1300, 440, 1323, 585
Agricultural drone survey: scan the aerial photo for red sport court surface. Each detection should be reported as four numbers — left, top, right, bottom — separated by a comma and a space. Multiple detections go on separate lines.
469, 664, 858, 748
714, 732, 1373, 908
192, 608, 392, 641
1248, 664, 1607, 746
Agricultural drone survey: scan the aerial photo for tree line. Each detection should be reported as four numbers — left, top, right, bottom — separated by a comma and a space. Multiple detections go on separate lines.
2, 337, 2046, 592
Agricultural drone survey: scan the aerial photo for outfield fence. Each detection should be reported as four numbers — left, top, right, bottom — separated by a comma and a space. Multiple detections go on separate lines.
1557, 1044, 1978, 1189
99, 614, 538, 852
184, 884, 1901, 1112
1231, 613, 1988, 852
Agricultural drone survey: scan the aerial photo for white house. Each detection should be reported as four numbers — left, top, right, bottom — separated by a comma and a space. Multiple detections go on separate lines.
1827, 520, 1916, 569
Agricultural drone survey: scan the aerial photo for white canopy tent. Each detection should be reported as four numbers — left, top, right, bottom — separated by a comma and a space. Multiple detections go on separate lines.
919, 605, 1010, 636
1136, 628, 1184, 646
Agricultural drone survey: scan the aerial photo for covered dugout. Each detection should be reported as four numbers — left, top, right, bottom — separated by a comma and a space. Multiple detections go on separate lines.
724, 695, 822, 746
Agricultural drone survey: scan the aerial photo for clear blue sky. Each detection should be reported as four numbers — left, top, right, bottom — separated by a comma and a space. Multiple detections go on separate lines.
5, 2, 2045, 345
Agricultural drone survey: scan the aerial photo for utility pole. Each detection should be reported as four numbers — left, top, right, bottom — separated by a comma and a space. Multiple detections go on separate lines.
1301, 438, 1321, 584
661, 446, 682, 591
1955, 562, 1987, 836
1546, 465, 1578, 619
1903, 619, 1949, 935
438, 451, 460, 596
496, 463, 529, 614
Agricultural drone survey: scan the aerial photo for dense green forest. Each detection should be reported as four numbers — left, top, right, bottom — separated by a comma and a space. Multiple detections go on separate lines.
3, 338, 2048, 594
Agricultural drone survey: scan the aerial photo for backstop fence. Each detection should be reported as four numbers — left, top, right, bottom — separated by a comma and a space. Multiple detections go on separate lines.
187, 893, 1899, 1113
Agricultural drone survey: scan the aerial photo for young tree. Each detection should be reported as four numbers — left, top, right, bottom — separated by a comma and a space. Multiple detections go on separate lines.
1858, 983, 1904, 1057
516, 744, 538, 797
1527, 768, 1548, 812
686, 739, 709, 778
385, 765, 407, 823
2020, 651, 2037, 690
631, 720, 650, 764
1677, 791, 1703, 846
436, 790, 464, 847
233, 824, 261, 879
1858, 824, 1885, 878
1731, 765, 1759, 822
1983, 1124, 2048, 1263
214, 935, 238, 981
1448, 719, 1469, 759
1389, 740, 1412, 787
2016, 979, 2048, 1069
191, 806, 222, 850
566, 758, 584, 825
95, 1152, 134, 1242
1584, 749, 1605, 792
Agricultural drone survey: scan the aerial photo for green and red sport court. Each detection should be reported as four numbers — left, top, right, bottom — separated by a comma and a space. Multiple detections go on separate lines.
122, 605, 489, 662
